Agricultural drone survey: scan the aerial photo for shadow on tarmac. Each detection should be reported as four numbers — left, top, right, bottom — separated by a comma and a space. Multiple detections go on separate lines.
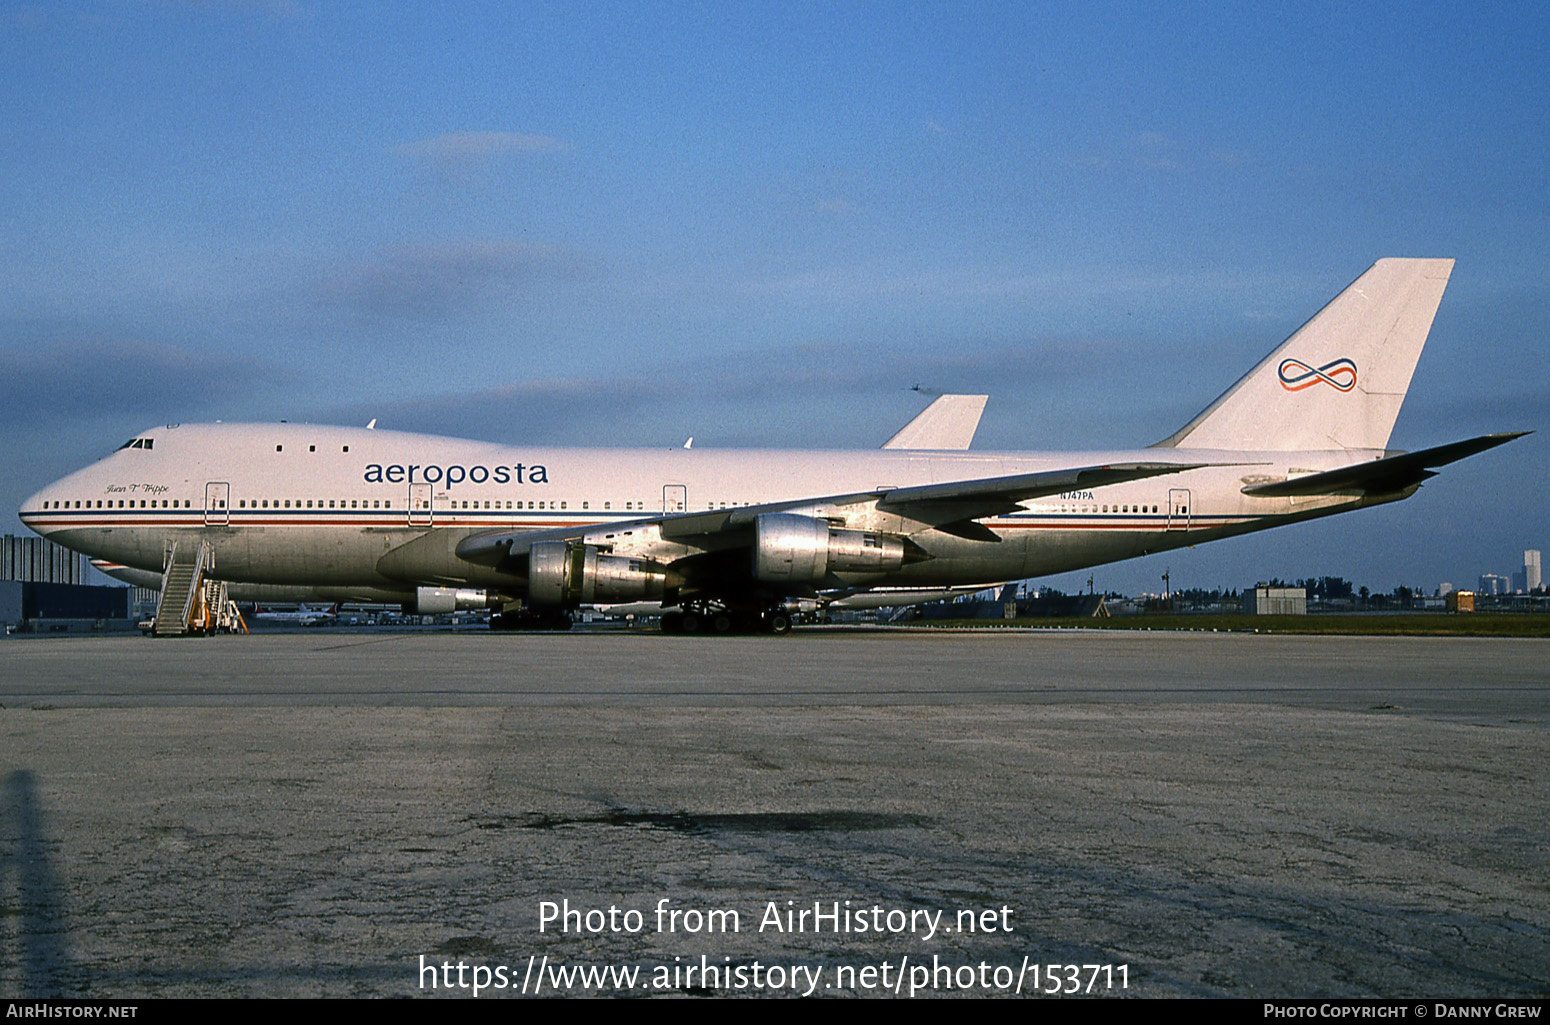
1, 770, 71, 997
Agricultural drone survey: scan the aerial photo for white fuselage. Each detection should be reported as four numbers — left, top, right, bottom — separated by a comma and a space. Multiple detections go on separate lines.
19, 421, 1389, 600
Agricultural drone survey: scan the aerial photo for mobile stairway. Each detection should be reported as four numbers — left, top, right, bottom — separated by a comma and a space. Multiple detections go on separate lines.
151, 540, 214, 637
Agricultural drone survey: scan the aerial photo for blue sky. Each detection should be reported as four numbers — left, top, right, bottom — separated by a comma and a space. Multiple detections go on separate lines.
3, 1, 1546, 594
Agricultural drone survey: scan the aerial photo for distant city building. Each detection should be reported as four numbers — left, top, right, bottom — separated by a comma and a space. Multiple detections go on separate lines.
1512, 570, 1527, 593
1243, 585, 1307, 616
1438, 582, 1454, 596
1527, 550, 1542, 592
3, 533, 90, 584
1478, 574, 1510, 596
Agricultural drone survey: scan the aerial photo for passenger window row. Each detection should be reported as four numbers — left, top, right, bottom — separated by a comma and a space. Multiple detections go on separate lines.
43, 499, 188, 509
40, 497, 1177, 519
238, 499, 392, 509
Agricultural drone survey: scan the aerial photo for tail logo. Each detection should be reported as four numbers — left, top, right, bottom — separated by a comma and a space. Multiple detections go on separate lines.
1278, 357, 1357, 392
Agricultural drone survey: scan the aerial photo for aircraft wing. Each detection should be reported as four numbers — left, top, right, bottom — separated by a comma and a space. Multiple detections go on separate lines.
1240, 432, 1529, 497
456, 460, 1210, 564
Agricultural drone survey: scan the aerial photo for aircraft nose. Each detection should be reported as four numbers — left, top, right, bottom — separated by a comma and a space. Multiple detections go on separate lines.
19, 487, 44, 527
18, 480, 61, 535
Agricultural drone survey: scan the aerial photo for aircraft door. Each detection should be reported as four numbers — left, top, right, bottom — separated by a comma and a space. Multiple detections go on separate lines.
1167, 488, 1191, 530
409, 483, 433, 526
663, 483, 687, 514
204, 482, 230, 526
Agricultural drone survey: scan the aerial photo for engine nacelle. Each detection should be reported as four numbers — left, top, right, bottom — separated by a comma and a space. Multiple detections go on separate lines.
528, 541, 668, 607
413, 586, 497, 615
752, 513, 907, 583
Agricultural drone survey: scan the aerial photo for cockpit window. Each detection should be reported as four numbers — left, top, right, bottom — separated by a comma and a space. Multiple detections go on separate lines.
116, 438, 154, 451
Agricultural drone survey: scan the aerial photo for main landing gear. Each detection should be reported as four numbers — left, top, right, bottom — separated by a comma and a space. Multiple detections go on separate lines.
659, 607, 793, 636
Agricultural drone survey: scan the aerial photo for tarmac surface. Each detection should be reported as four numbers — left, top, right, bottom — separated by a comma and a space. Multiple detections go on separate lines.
1, 627, 1546, 998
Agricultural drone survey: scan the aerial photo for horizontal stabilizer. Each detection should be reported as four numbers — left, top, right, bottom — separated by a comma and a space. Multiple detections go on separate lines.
1241, 432, 1529, 497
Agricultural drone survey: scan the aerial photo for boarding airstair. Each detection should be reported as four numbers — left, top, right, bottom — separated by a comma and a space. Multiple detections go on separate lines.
151, 540, 214, 637
203, 579, 248, 634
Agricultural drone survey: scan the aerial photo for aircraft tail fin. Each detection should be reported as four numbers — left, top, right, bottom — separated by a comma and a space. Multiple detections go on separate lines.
1153, 258, 1454, 451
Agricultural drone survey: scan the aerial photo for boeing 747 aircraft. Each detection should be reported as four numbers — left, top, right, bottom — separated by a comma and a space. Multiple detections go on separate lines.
19, 259, 1524, 633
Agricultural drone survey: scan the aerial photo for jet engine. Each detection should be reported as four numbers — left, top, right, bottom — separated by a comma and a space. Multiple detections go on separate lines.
527, 541, 668, 606
752, 513, 908, 583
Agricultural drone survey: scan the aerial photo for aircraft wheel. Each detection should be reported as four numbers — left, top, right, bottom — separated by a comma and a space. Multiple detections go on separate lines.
548, 610, 573, 631
713, 613, 735, 634
766, 613, 792, 635
680, 612, 703, 634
